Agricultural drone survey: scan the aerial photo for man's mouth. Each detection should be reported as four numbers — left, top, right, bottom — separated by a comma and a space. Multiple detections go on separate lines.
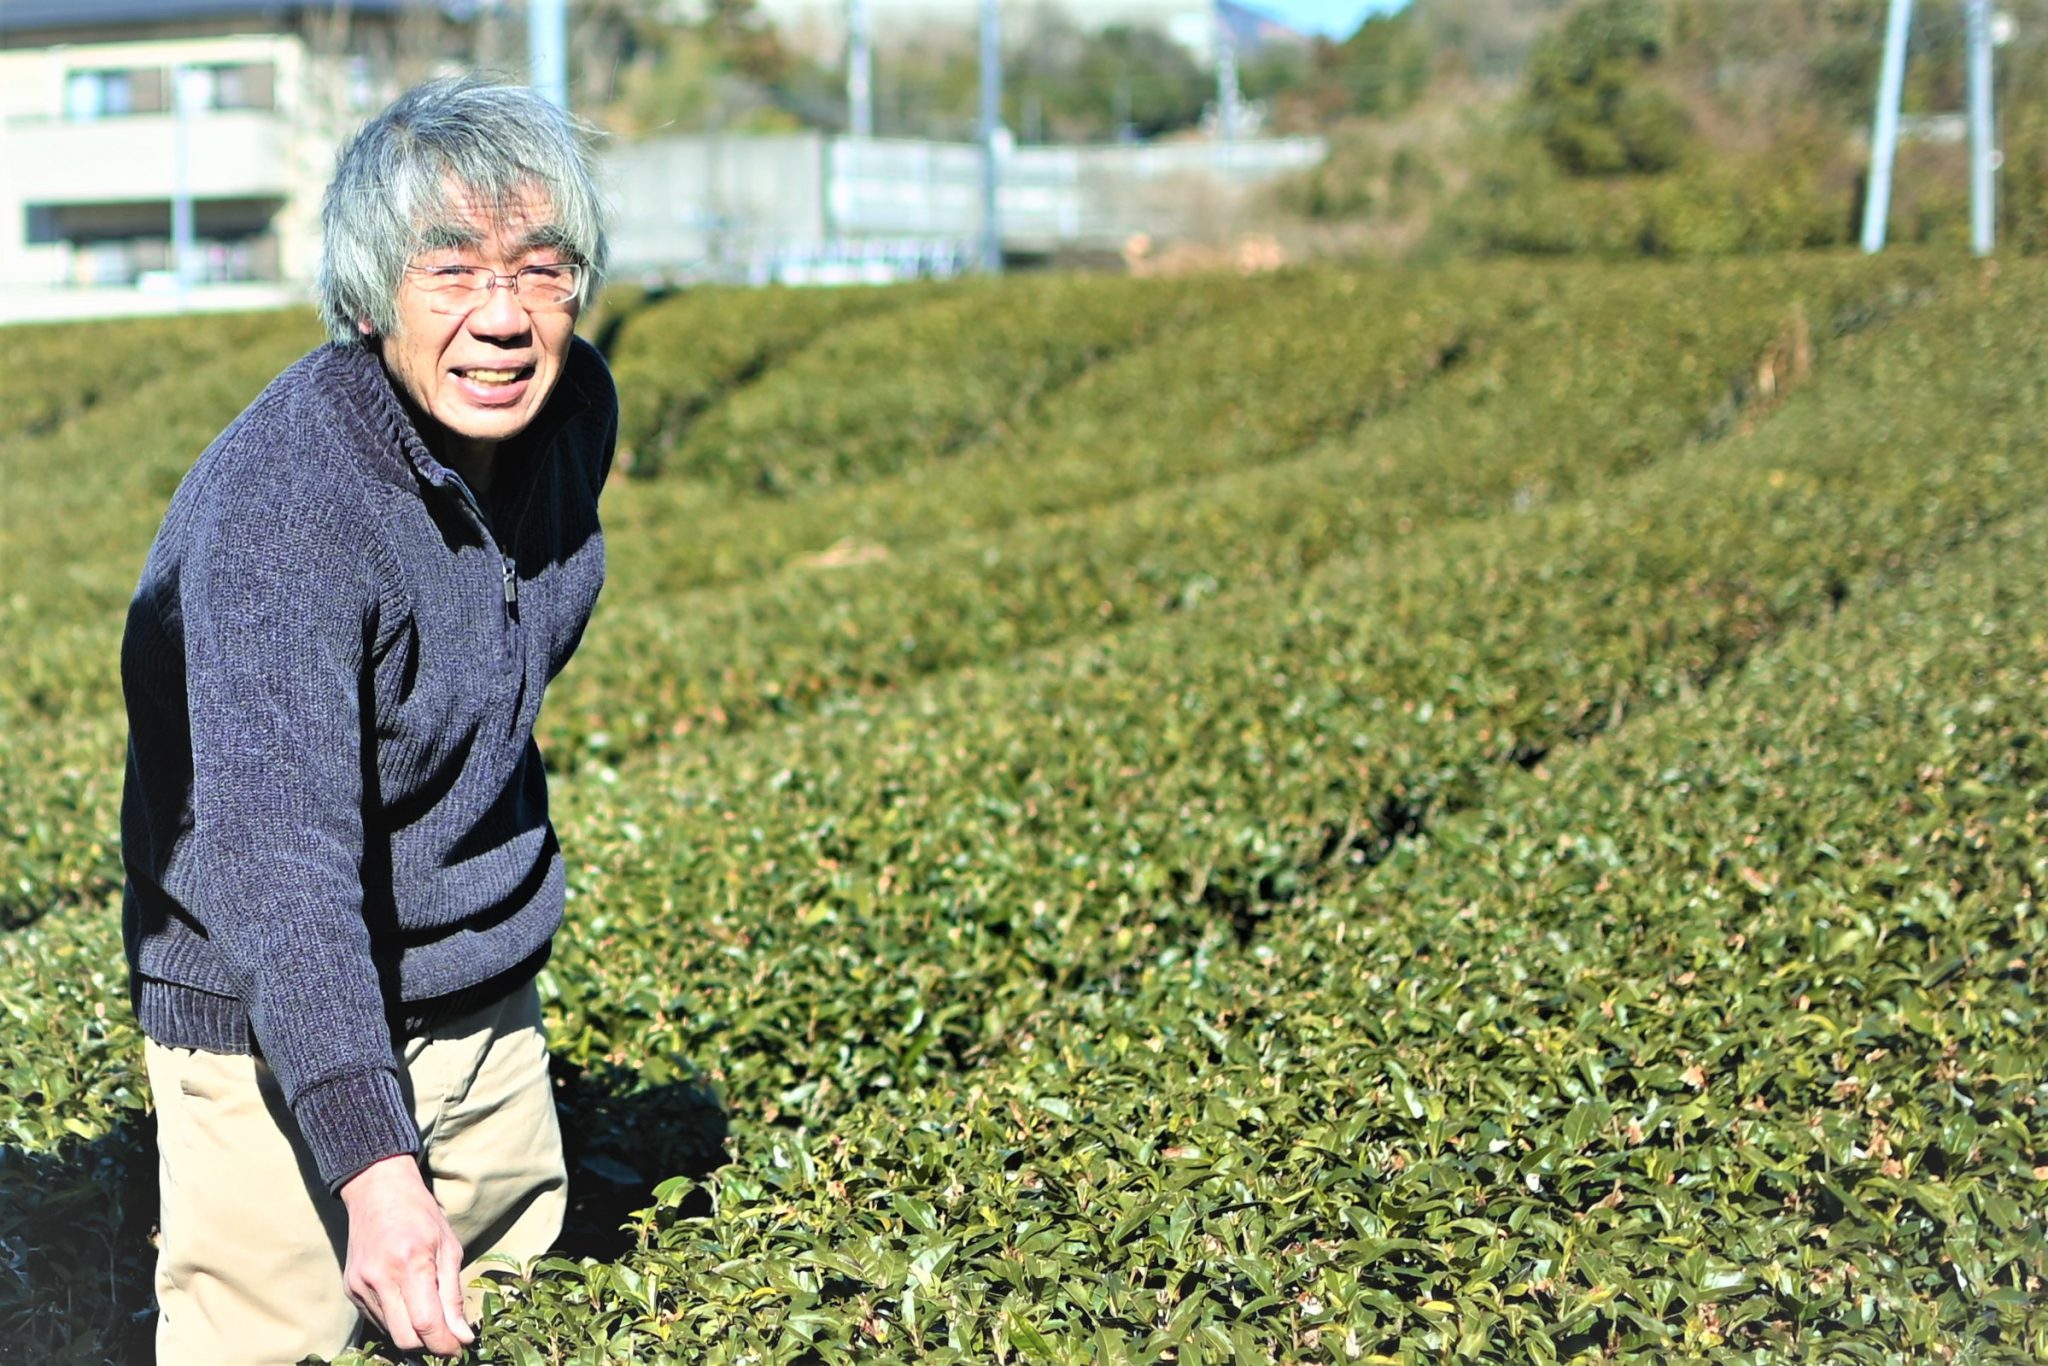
455, 365, 534, 387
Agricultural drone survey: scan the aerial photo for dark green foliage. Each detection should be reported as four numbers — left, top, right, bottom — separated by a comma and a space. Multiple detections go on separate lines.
1989, 5, 2048, 252
1283, 129, 1447, 220
593, 267, 1459, 603
1291, 0, 2048, 259
1241, 10, 1435, 129
0, 308, 317, 447
1439, 137, 1853, 258
1412, 0, 1580, 83
602, 0, 838, 136
546, 256, 1938, 765
647, 272, 1254, 494
4, 258, 2045, 1362
1526, 0, 1691, 175
1302, 10, 1433, 120
1067, 25, 1211, 139
1323, 11, 1435, 119
485, 260, 2046, 1361
1000, 19, 1213, 143
605, 284, 916, 477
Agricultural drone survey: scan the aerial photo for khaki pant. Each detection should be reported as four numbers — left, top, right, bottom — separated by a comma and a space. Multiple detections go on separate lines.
146, 981, 566, 1366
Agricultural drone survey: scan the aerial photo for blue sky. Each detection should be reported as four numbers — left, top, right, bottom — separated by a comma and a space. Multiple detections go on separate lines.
1252, 0, 1408, 38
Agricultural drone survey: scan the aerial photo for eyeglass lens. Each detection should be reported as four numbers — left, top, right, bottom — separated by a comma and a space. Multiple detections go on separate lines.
414, 265, 580, 311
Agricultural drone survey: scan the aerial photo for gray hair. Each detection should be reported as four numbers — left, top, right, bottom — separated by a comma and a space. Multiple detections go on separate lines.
316, 74, 609, 345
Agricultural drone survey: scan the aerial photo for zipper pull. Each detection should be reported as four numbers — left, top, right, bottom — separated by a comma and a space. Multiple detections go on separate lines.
502, 557, 519, 610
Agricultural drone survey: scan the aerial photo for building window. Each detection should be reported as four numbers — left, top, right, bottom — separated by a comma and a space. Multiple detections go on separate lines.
193, 63, 278, 111
26, 205, 61, 246
25, 199, 284, 287
62, 64, 275, 118
64, 68, 169, 120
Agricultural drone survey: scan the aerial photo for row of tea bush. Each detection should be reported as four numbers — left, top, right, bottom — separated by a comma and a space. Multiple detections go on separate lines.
2, 254, 2040, 1362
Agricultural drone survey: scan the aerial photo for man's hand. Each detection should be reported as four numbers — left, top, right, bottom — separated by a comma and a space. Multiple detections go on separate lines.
338, 1154, 476, 1357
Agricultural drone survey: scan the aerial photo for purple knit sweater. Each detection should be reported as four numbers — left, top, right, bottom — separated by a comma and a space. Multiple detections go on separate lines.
120, 336, 615, 1190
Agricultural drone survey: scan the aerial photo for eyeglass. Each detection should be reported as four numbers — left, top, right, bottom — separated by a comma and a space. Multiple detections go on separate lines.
404, 262, 585, 312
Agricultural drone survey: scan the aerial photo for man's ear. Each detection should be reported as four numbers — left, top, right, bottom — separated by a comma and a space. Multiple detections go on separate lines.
357, 318, 375, 337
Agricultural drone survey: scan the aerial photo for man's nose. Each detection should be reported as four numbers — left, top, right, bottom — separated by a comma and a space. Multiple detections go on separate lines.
468, 277, 533, 336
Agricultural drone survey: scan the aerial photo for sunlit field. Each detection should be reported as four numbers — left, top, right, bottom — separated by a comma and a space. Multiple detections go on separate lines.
4, 256, 2044, 1364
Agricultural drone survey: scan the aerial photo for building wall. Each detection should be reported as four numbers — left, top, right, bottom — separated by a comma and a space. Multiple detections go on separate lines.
0, 19, 1323, 316
607, 130, 1326, 277
0, 30, 340, 297
607, 132, 834, 269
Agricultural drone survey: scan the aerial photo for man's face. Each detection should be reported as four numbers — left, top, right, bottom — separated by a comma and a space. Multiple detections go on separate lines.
373, 184, 580, 462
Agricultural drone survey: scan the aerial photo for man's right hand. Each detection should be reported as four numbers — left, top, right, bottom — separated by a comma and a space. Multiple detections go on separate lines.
338, 1154, 477, 1357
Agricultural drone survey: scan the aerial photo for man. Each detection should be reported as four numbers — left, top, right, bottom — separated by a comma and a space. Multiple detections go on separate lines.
120, 74, 617, 1363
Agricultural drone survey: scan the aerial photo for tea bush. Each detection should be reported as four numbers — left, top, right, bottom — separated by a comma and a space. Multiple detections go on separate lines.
0, 308, 317, 448
1, 314, 323, 935
479, 263, 2047, 1361
658, 272, 1261, 494
525, 260, 2045, 1128
2, 255, 2041, 1364
597, 266, 1483, 599
506, 506, 2047, 1364
545, 254, 1937, 762
606, 285, 919, 477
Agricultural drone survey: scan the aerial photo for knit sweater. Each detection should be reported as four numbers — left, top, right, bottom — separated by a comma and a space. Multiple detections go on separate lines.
120, 335, 616, 1191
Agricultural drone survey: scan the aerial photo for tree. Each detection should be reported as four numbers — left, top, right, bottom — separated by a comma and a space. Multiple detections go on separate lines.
1245, 10, 1432, 129
878, 12, 1210, 143
1072, 25, 1209, 138
1525, 0, 1690, 174
600, 0, 834, 134
1326, 10, 1432, 116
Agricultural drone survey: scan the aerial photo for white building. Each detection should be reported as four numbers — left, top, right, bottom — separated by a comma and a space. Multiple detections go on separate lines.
0, 0, 467, 323
0, 0, 1322, 320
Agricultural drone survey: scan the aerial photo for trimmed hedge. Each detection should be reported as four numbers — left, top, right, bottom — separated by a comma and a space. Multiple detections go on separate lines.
656, 271, 1262, 494
601, 266, 1499, 598
2, 257, 2042, 1364
606, 284, 919, 477
0, 318, 323, 935
511, 507, 2047, 1363
0, 308, 317, 450
476, 264, 2043, 1360
528, 260, 2045, 1114
546, 255, 1938, 763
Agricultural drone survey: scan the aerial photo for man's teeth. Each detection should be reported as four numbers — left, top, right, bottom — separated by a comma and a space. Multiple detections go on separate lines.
463, 368, 523, 383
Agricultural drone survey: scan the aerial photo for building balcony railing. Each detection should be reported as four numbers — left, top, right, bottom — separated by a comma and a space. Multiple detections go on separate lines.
1, 109, 293, 202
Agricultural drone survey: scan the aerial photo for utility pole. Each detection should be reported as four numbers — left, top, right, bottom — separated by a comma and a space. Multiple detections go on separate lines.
847, 0, 873, 137
1966, 0, 1996, 255
979, 0, 1002, 272
530, 0, 567, 109
171, 65, 201, 302
1861, 0, 1912, 253
1862, 0, 1999, 255
1214, 1, 1243, 140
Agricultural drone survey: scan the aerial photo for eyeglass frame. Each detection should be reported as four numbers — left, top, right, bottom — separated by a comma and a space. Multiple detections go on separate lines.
402, 261, 587, 313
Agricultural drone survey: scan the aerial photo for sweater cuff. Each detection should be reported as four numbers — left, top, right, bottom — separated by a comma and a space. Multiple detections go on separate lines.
293, 1068, 420, 1193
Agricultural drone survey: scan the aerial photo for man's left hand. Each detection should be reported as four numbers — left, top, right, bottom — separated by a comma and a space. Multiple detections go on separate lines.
338, 1154, 477, 1357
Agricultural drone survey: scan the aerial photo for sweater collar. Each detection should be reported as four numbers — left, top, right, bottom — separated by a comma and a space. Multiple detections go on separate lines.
320, 338, 591, 498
